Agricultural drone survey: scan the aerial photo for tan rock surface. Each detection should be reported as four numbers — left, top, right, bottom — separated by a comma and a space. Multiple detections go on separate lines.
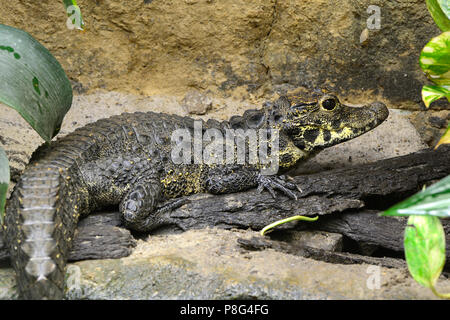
0, 0, 444, 110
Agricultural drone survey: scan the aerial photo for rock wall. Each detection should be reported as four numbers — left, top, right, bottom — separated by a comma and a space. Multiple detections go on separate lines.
0, 0, 444, 110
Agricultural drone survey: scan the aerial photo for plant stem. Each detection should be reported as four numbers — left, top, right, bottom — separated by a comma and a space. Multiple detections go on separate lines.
260, 215, 318, 236
430, 285, 450, 299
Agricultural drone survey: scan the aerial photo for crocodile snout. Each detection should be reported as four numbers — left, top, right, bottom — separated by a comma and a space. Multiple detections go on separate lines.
369, 101, 389, 124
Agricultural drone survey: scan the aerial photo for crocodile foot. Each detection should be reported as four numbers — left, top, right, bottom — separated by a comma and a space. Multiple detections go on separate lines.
256, 174, 299, 200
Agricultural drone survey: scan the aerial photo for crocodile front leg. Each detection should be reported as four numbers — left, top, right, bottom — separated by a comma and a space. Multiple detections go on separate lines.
119, 178, 162, 231
204, 166, 298, 199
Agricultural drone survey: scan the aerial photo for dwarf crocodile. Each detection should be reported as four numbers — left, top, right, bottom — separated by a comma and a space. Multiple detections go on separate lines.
4, 90, 388, 299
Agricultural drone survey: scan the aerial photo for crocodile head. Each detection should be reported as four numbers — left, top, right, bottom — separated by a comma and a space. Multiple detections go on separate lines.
265, 91, 389, 153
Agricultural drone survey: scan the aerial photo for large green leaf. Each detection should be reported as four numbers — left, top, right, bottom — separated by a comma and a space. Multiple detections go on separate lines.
426, 0, 450, 32
0, 24, 73, 142
419, 31, 450, 87
404, 215, 445, 289
382, 175, 450, 217
0, 147, 9, 224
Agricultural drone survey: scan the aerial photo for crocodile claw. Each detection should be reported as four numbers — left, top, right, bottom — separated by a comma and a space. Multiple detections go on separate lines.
256, 174, 298, 200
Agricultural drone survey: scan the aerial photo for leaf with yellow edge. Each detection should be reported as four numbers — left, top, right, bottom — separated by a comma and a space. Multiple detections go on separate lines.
419, 32, 450, 88
435, 124, 450, 149
404, 215, 450, 299
422, 85, 450, 108
426, 0, 450, 32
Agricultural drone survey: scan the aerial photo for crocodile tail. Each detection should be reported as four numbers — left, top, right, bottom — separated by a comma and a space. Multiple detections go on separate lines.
4, 135, 94, 299
4, 114, 135, 299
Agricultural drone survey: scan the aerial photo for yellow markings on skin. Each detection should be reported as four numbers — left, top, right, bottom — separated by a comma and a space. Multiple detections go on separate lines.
331, 126, 354, 141
313, 130, 325, 147
66, 176, 71, 180
161, 166, 203, 197
56, 254, 60, 259
278, 141, 306, 169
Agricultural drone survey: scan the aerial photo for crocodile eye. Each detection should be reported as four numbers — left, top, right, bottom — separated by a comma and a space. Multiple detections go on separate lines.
321, 98, 337, 111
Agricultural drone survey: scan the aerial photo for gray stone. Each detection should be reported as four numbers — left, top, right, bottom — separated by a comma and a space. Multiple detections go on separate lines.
278, 230, 344, 252
181, 90, 213, 115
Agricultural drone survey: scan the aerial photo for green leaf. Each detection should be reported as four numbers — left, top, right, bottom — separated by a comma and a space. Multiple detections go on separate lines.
435, 123, 450, 148
0, 147, 9, 224
62, 0, 85, 31
426, 0, 450, 32
0, 24, 73, 142
422, 85, 450, 108
438, 0, 450, 19
381, 175, 450, 217
419, 31, 450, 87
404, 215, 445, 288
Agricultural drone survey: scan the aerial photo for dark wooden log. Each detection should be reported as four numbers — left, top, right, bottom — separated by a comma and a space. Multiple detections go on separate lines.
0, 145, 449, 262
155, 145, 450, 232
312, 210, 450, 259
237, 236, 407, 269
0, 212, 136, 262
68, 212, 137, 261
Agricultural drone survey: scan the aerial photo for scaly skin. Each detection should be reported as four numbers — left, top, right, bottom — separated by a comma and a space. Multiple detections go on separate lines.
4, 93, 388, 299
